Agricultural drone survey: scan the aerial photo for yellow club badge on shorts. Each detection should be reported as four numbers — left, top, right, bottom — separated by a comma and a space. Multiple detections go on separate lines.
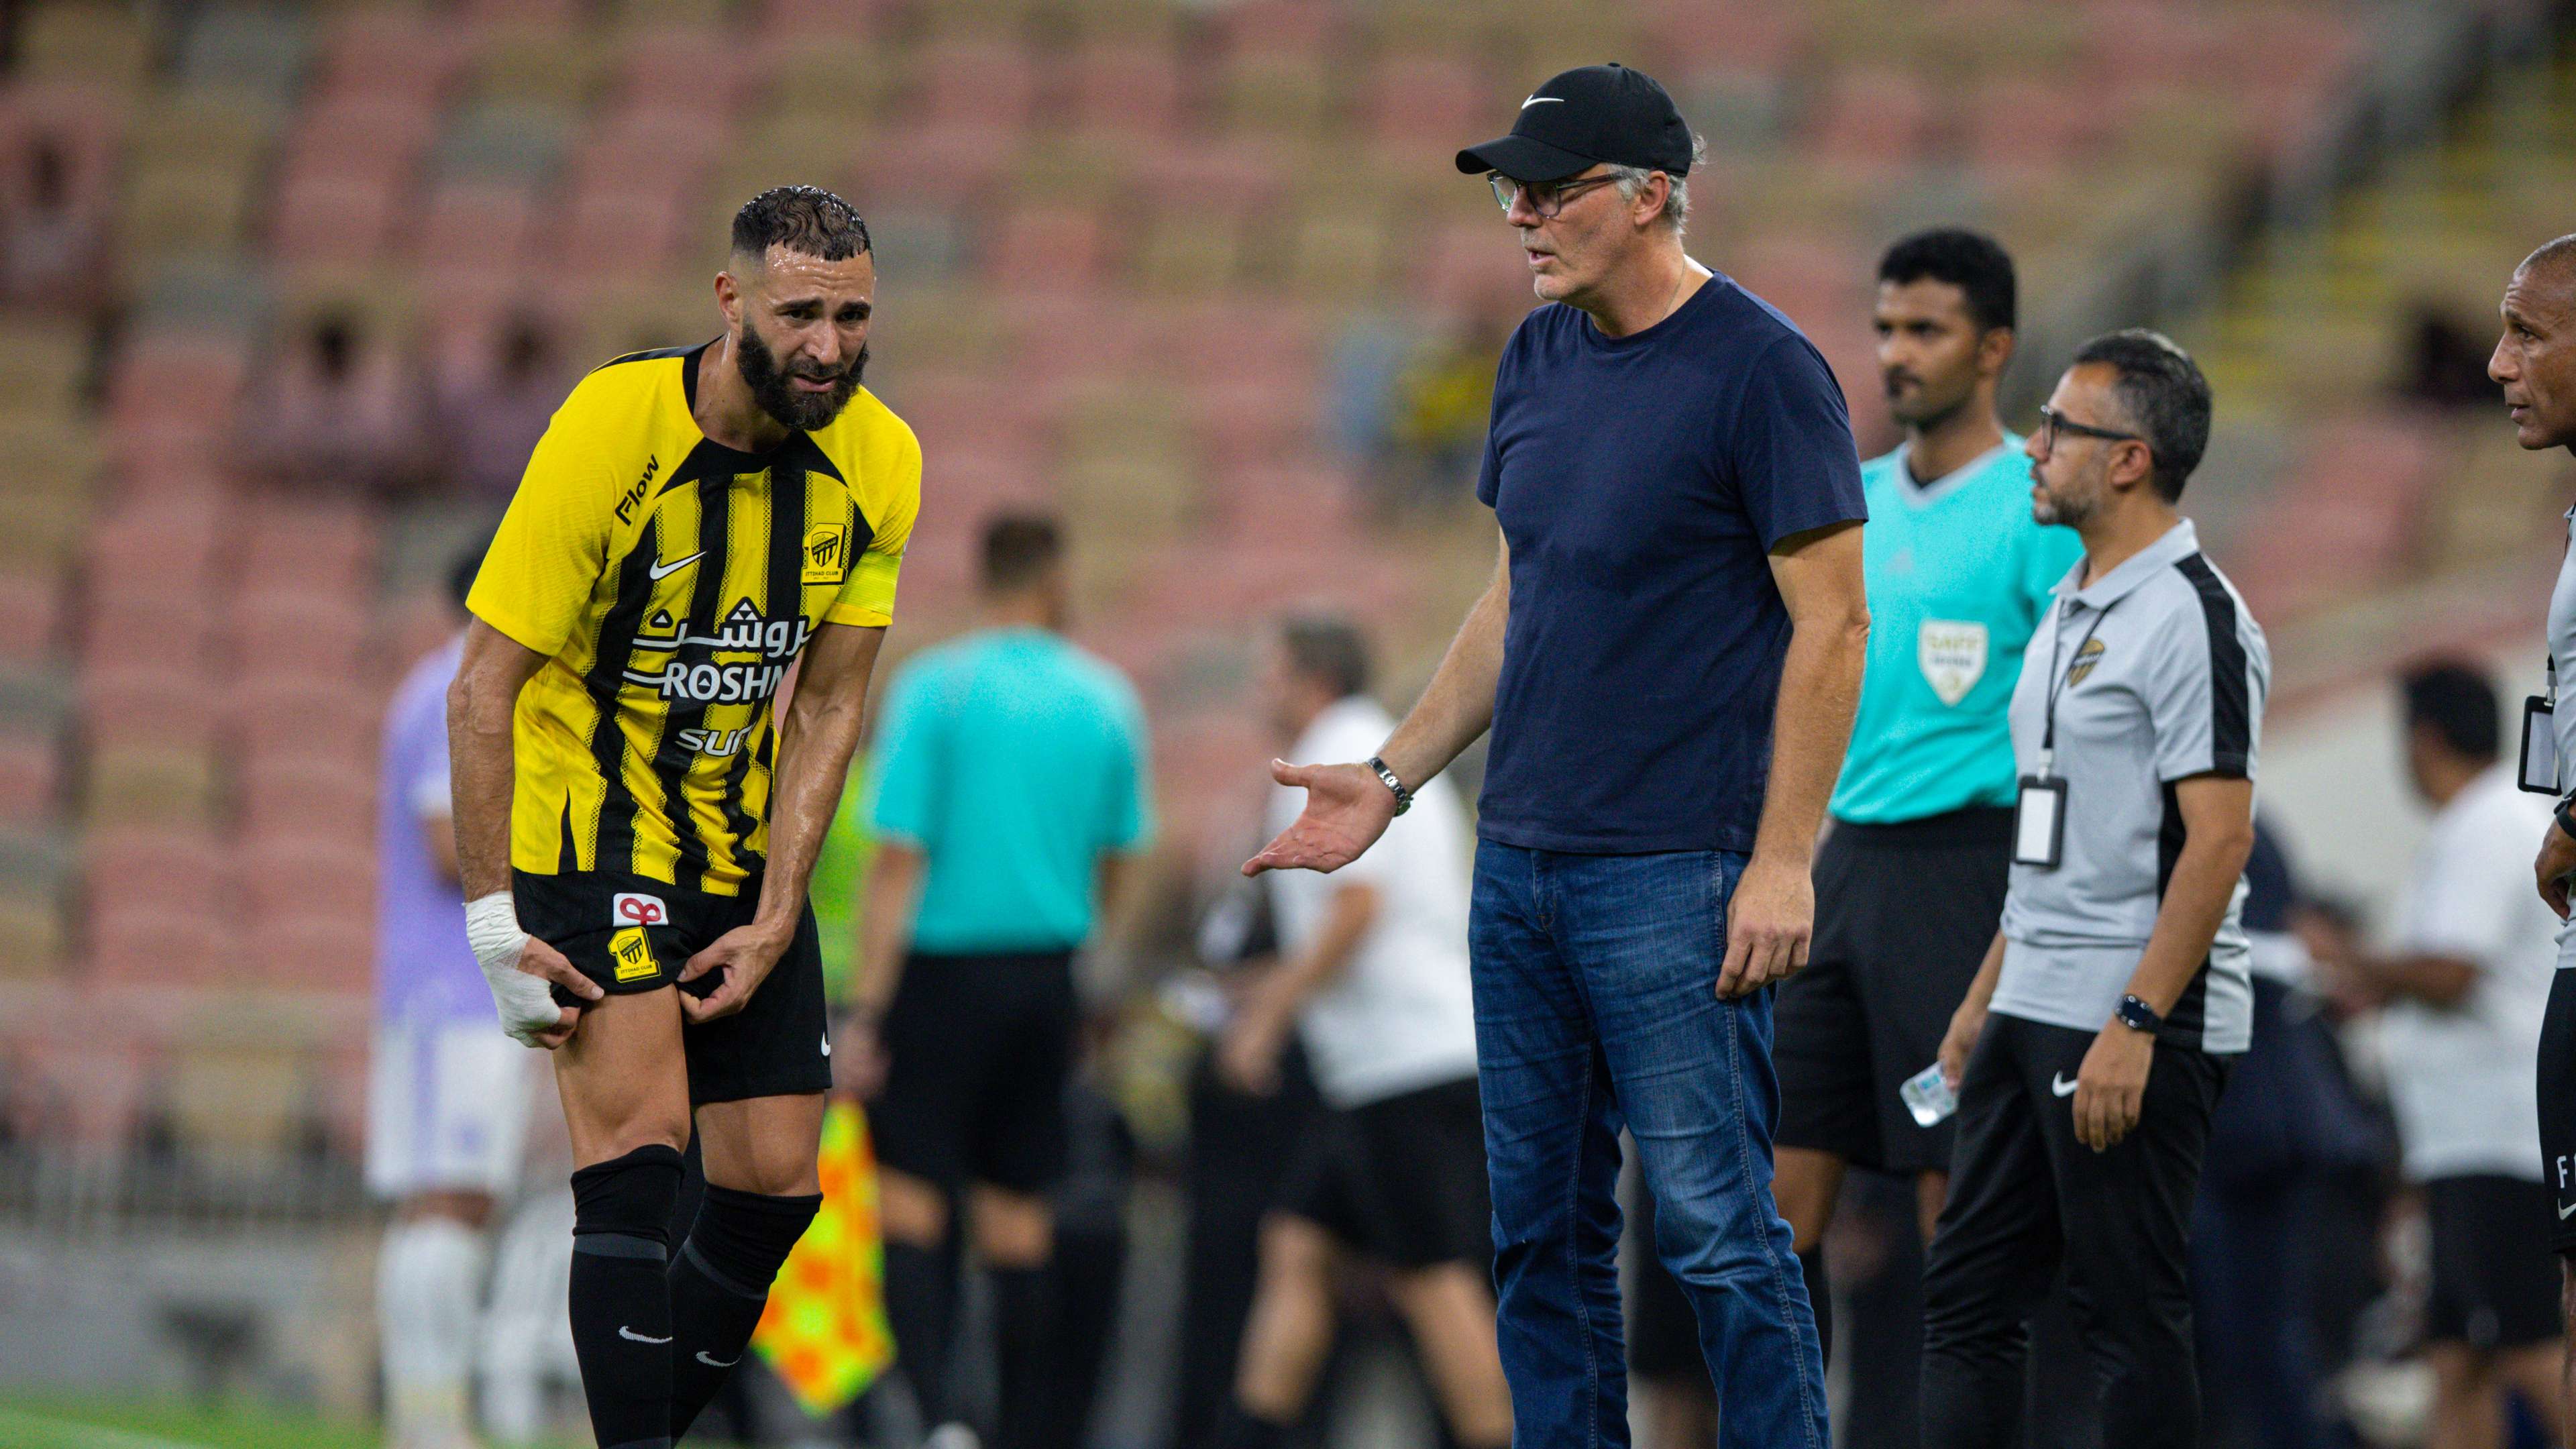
610, 926, 658, 983
802, 522, 849, 584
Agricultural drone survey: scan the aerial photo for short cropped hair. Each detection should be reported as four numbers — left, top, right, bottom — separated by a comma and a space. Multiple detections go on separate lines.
1879, 228, 2017, 333
731, 186, 871, 264
2399, 658, 2502, 763
2070, 329, 2212, 503
1277, 613, 1372, 700
980, 511, 1063, 594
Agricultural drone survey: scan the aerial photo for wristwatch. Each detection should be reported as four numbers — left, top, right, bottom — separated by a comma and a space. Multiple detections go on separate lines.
1366, 755, 1414, 816
2114, 994, 2163, 1035
2557, 792, 2576, 840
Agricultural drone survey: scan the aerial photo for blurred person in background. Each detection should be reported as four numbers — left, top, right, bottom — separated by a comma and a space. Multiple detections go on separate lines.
372, 539, 534, 1449
1218, 613, 1507, 1449
3, 133, 103, 314
1770, 227, 2079, 1376
448, 186, 912, 1449
1921, 333, 2267, 1449
847, 510, 1152, 1449
435, 315, 566, 505
1254, 63, 1869, 1446
2192, 822, 2390, 1449
2491, 233, 2576, 1426
246, 308, 424, 492
2306, 661, 2563, 1449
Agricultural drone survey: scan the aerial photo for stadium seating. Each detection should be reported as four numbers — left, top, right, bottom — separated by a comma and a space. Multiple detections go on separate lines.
0, 0, 2473, 1167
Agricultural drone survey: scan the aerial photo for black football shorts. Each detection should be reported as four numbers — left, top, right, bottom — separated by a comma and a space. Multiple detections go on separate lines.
513, 867, 831, 1104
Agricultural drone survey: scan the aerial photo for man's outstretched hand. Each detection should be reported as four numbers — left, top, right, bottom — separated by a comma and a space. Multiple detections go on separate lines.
1244, 760, 1399, 876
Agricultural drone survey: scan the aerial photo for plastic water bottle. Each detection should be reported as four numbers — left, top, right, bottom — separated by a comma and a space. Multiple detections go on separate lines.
1899, 1062, 1958, 1128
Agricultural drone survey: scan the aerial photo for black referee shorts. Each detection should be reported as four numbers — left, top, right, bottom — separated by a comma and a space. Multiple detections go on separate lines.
1776, 807, 2013, 1175
2424, 1175, 2563, 1350
2540, 967, 2576, 1254
513, 867, 831, 1105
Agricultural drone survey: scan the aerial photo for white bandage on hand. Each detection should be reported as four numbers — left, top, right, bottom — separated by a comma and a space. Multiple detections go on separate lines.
466, 892, 564, 1046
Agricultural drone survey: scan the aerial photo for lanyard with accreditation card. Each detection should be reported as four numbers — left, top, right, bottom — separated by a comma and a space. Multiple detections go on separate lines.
2522, 656, 2561, 795
2015, 598, 2114, 869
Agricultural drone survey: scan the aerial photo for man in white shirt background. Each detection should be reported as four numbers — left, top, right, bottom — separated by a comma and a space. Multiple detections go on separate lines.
1216, 613, 1511, 1449
2307, 659, 2565, 1449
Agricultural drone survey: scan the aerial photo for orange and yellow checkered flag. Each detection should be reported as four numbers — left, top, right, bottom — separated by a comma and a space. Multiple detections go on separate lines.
751, 1099, 895, 1417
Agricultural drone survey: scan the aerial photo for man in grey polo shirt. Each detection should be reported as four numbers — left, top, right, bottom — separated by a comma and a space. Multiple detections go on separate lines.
1917, 331, 2268, 1449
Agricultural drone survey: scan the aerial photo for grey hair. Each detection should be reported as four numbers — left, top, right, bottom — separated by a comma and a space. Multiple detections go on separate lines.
1606, 131, 1707, 235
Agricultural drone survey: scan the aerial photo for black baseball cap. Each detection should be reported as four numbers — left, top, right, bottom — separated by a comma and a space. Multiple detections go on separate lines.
1454, 64, 1695, 184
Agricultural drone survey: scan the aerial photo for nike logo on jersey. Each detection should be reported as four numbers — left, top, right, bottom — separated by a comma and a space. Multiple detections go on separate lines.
2560, 1199, 2576, 1221
1521, 95, 1562, 107
821, 1033, 833, 1057
648, 551, 705, 580
2051, 1074, 2080, 1097
619, 1326, 673, 1344
697, 1351, 739, 1368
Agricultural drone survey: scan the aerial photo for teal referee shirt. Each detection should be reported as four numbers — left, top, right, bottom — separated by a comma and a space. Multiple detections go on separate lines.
865, 626, 1152, 953
1830, 437, 2080, 824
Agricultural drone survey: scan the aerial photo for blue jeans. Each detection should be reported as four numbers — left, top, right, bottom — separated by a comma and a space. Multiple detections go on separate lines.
1470, 841, 1828, 1449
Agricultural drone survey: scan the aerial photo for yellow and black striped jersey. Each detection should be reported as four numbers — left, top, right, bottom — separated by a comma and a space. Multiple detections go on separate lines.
467, 341, 920, 895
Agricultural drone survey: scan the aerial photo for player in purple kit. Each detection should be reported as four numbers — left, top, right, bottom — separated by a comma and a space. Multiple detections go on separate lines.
368, 542, 536, 1449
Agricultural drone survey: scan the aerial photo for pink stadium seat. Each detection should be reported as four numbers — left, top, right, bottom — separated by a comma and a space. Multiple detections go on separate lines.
237, 755, 375, 843
315, 7, 462, 103
1130, 136, 1287, 219
1638, 0, 1803, 73
229, 674, 383, 764
1210, 0, 1348, 58
241, 913, 374, 992
1807, 67, 1934, 170
416, 182, 541, 277
18, 1039, 150, 1148
1065, 44, 1185, 140
615, 27, 749, 117
269, 170, 404, 268
109, 337, 252, 438
1966, 78, 2110, 174
758, 0, 896, 42
1361, 54, 1489, 160
90, 904, 236, 987
86, 826, 227, 923
237, 835, 374, 931
229, 588, 370, 682
83, 594, 214, 674
240, 501, 376, 590
983, 203, 1116, 294
561, 181, 694, 280
912, 40, 1040, 131
0, 568, 64, 662
84, 665, 221, 754
284, 96, 439, 184
0, 732, 59, 820
852, 123, 1015, 209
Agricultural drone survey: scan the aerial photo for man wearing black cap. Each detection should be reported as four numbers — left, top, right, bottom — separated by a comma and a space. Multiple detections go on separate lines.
1249, 63, 1869, 1448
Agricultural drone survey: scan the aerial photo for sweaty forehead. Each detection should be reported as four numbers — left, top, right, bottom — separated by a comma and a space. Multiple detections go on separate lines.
1875, 277, 1972, 324
744, 246, 875, 301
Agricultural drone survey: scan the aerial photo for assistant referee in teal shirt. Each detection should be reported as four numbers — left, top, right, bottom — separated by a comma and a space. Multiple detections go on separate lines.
846, 511, 1152, 1447
1770, 231, 2080, 1366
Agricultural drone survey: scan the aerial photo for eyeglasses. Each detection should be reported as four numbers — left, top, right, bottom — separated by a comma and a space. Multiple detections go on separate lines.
2035, 405, 2143, 455
1488, 172, 1618, 219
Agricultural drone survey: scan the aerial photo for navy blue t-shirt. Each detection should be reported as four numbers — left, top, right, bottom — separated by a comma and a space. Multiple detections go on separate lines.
1474, 272, 1866, 854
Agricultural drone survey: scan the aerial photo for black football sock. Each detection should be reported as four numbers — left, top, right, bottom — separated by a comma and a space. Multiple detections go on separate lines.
667, 1185, 822, 1440
1798, 1244, 1833, 1369
568, 1144, 686, 1449
882, 1237, 959, 1426
991, 1263, 1065, 1449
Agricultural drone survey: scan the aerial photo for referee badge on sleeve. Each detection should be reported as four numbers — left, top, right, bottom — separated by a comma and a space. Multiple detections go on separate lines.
802, 523, 849, 584
1919, 620, 1988, 706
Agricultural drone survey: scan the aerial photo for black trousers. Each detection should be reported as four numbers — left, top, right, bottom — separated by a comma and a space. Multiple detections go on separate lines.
1920, 1012, 2228, 1449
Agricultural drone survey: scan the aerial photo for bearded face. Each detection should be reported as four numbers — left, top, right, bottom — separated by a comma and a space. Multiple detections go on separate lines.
735, 317, 866, 433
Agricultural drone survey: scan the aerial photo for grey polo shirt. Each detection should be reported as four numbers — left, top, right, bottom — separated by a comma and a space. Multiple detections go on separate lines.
1992, 519, 2269, 1053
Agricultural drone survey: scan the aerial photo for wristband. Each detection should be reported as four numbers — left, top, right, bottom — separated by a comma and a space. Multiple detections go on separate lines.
2558, 794, 2576, 840
1366, 755, 1414, 816
2114, 994, 2163, 1035
467, 891, 564, 1046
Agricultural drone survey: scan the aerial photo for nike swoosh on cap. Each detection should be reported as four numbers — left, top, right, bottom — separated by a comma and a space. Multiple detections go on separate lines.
619, 1326, 673, 1344
648, 551, 705, 580
1521, 95, 1564, 107
2050, 1074, 2080, 1097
